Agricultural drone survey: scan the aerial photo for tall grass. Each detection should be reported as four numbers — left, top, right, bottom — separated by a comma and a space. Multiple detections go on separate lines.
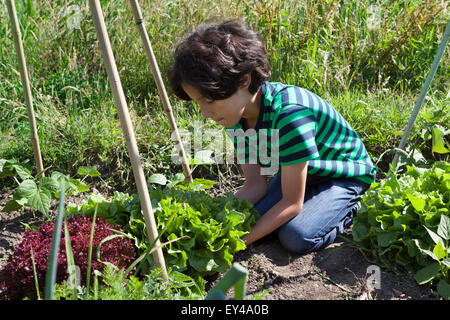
238, 0, 448, 95
0, 0, 448, 190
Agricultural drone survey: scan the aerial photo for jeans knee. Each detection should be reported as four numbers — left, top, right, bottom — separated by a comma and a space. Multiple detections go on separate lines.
277, 224, 317, 254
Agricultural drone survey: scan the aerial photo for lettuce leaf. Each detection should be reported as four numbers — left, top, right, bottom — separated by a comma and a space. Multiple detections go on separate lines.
353, 161, 450, 273
66, 180, 258, 286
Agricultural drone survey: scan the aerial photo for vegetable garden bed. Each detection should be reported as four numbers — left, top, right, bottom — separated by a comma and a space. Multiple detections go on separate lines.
0, 165, 445, 300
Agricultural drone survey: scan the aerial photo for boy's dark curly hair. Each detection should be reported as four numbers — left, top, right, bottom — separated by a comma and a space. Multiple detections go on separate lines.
168, 19, 271, 101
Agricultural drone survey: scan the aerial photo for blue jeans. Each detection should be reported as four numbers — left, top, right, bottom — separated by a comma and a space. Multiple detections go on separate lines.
253, 174, 369, 254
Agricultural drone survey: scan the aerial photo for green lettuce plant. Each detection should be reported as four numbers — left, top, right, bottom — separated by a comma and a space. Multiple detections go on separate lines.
66, 177, 258, 289
352, 161, 450, 298
414, 215, 450, 299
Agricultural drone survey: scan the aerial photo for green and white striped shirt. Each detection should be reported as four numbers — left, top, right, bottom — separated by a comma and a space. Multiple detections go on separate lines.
226, 82, 377, 185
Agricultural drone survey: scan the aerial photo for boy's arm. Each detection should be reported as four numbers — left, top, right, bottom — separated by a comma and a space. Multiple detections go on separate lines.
234, 163, 268, 204
243, 161, 308, 246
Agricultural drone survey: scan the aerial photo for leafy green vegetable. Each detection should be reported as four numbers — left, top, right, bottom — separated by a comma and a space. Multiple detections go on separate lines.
0, 158, 32, 180
13, 179, 53, 216
431, 127, 450, 154
353, 161, 450, 298
77, 166, 101, 177
1, 159, 95, 218
66, 178, 258, 288
147, 184, 256, 279
2, 171, 90, 218
148, 173, 167, 185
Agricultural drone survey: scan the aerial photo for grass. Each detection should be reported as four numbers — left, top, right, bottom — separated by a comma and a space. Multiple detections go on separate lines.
0, 0, 448, 192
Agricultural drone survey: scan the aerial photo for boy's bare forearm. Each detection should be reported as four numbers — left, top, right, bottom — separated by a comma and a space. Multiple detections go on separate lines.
234, 182, 267, 205
244, 198, 302, 246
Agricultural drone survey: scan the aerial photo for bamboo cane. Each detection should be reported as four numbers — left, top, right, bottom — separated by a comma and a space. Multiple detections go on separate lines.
88, 0, 168, 281
6, 0, 44, 178
128, 0, 193, 183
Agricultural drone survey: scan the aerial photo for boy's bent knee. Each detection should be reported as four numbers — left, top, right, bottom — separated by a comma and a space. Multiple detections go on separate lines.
277, 223, 318, 254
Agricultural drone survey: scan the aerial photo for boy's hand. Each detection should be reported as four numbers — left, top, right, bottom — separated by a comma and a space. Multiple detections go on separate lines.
243, 161, 308, 245
234, 163, 267, 204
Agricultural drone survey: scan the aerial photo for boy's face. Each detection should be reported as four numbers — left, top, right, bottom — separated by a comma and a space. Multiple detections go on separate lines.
181, 82, 252, 128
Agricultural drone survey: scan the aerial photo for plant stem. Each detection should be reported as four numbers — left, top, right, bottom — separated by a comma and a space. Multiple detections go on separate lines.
44, 181, 65, 300
30, 247, 41, 300
86, 203, 98, 297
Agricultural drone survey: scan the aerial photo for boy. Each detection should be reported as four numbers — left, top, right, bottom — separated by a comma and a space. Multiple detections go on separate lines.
168, 19, 377, 254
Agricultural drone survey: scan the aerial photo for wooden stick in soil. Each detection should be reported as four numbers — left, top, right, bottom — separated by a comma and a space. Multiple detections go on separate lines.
6, 0, 45, 178
88, 0, 168, 281
128, 0, 193, 183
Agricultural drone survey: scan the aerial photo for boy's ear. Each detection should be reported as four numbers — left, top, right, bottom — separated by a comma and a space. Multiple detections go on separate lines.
239, 73, 252, 89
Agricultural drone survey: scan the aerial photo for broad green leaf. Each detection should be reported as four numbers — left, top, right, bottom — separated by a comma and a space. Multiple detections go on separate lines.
414, 239, 438, 261
188, 249, 218, 272
166, 249, 188, 272
12, 163, 32, 180
211, 238, 227, 252
431, 127, 450, 154
377, 231, 396, 247
352, 221, 370, 242
51, 171, 90, 196
39, 176, 60, 194
77, 166, 101, 177
28, 190, 51, 216
0, 159, 31, 179
14, 179, 51, 215
414, 262, 441, 285
437, 279, 450, 300
228, 233, 246, 252
213, 248, 234, 273
424, 226, 440, 245
169, 271, 201, 293
167, 173, 186, 188
0, 163, 14, 178
406, 192, 426, 212
69, 179, 90, 193
432, 239, 446, 260
148, 173, 167, 185
15, 197, 29, 206
179, 236, 195, 251
1, 199, 23, 212
191, 178, 216, 190
437, 215, 450, 241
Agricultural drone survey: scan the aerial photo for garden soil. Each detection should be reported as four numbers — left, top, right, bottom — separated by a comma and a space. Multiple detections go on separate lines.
0, 188, 439, 300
